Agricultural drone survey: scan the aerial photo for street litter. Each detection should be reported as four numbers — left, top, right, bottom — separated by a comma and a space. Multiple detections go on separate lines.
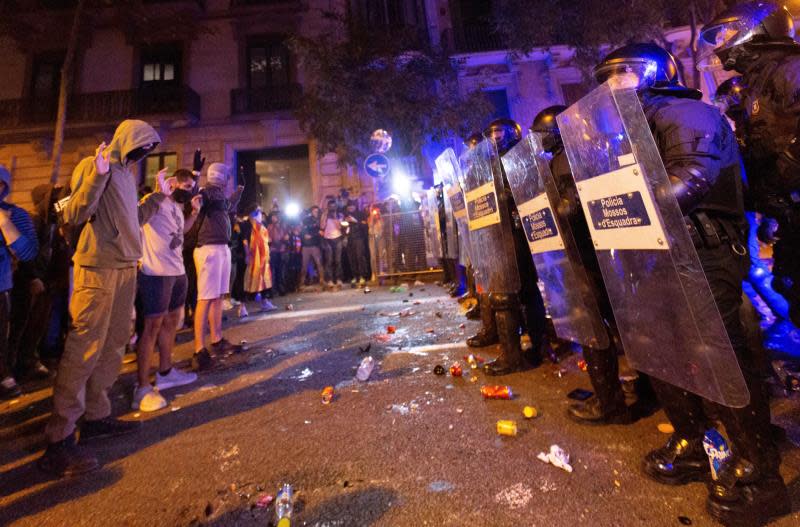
391, 403, 410, 415
496, 420, 518, 436
433, 365, 446, 376
537, 445, 573, 473
657, 422, 675, 434
285, 304, 294, 311
481, 385, 513, 399
358, 343, 371, 354
321, 386, 334, 404
523, 406, 538, 419
387, 325, 396, 334
256, 494, 273, 509
364, 287, 372, 293
295, 368, 313, 381
356, 356, 375, 381
449, 363, 462, 377
435, 311, 443, 318
414, 280, 425, 286
577, 359, 587, 372
428, 480, 455, 492
275, 484, 294, 526
425, 327, 435, 333
374, 334, 391, 342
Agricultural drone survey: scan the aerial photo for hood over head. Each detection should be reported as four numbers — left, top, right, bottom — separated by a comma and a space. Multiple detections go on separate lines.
109, 119, 161, 166
207, 162, 229, 187
0, 165, 10, 200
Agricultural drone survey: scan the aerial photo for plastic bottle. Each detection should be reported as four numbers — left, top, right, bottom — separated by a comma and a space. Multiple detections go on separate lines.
356, 356, 375, 381
321, 386, 334, 404
480, 385, 513, 399
275, 484, 293, 527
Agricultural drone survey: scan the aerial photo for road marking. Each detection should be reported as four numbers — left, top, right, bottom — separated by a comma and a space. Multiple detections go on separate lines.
387, 341, 467, 356
247, 295, 451, 322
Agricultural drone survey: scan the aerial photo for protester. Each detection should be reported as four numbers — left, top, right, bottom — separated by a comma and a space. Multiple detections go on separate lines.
40, 120, 160, 477
285, 223, 303, 293
344, 199, 369, 287
10, 183, 68, 381
267, 212, 287, 296
132, 169, 202, 412
0, 165, 38, 399
321, 199, 344, 288
192, 162, 243, 371
243, 204, 277, 311
299, 206, 324, 287
230, 216, 249, 318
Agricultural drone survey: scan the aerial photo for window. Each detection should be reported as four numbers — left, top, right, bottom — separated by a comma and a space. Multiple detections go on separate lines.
355, 0, 422, 28
140, 43, 181, 86
247, 37, 290, 89
30, 53, 63, 101
484, 89, 510, 120
141, 152, 177, 191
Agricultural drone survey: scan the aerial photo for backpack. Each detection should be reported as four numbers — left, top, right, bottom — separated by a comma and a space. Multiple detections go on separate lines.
53, 172, 112, 251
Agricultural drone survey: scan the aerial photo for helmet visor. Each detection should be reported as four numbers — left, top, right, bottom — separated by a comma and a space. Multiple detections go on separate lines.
594, 59, 658, 90
697, 20, 755, 71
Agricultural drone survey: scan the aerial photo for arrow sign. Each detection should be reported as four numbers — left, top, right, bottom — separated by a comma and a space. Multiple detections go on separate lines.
364, 153, 390, 178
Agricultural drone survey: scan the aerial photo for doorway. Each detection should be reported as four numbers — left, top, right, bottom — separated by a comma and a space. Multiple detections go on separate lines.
236, 145, 312, 213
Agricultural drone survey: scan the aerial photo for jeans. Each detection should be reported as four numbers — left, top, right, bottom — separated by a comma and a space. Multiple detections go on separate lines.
346, 236, 369, 281
323, 237, 343, 283
300, 246, 324, 284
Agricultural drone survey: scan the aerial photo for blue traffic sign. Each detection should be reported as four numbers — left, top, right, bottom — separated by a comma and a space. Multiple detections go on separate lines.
364, 153, 390, 178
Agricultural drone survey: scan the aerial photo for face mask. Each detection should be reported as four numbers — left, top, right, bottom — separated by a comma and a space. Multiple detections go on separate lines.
172, 188, 193, 204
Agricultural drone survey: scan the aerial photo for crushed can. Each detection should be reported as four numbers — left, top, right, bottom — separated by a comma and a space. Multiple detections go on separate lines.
480, 385, 513, 400
321, 386, 334, 404
703, 428, 732, 481
449, 363, 463, 377
496, 420, 518, 436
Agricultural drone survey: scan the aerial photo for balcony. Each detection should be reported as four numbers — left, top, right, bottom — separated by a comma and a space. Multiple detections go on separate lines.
456, 24, 506, 53
0, 85, 201, 131
230, 83, 301, 115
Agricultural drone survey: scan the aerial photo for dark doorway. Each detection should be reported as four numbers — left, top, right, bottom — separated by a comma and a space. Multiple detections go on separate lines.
236, 145, 311, 213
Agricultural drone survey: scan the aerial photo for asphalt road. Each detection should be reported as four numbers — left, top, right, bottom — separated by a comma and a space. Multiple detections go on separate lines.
1, 283, 799, 527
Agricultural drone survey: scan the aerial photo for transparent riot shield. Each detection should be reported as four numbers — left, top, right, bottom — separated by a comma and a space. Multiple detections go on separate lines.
457, 140, 520, 293
502, 134, 610, 349
436, 149, 471, 265
424, 188, 443, 267
556, 81, 749, 407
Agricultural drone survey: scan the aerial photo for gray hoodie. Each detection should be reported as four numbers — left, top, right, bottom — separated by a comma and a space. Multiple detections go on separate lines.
66, 119, 161, 268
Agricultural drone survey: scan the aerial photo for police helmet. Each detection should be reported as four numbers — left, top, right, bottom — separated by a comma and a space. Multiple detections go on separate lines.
712, 76, 747, 112
698, 1, 796, 71
531, 105, 567, 152
483, 118, 522, 155
594, 43, 681, 91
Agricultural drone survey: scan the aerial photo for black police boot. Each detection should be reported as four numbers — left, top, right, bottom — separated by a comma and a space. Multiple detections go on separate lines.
467, 294, 498, 347
568, 395, 632, 425
484, 293, 524, 376
706, 458, 790, 527
642, 435, 709, 485
464, 303, 480, 320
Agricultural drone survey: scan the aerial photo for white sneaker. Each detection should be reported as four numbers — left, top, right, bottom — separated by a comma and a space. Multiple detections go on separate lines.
222, 298, 235, 311
238, 304, 249, 318
261, 299, 278, 312
230, 298, 241, 307
132, 385, 167, 412
155, 368, 198, 391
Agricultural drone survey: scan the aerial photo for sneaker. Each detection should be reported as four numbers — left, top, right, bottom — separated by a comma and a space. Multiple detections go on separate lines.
261, 299, 278, 312
0, 376, 21, 400
229, 298, 241, 307
237, 304, 249, 318
156, 368, 198, 391
17, 361, 51, 381
38, 432, 99, 477
81, 417, 141, 441
326, 281, 335, 289
358, 278, 366, 287
222, 298, 235, 311
336, 280, 344, 286
211, 338, 243, 354
193, 348, 214, 371
254, 292, 263, 303
131, 385, 167, 412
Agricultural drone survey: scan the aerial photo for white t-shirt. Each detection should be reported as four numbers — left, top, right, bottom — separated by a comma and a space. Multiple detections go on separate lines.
323, 216, 342, 239
141, 195, 185, 276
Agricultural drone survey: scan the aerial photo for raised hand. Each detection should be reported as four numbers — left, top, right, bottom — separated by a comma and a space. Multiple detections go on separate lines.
156, 167, 171, 195
193, 149, 205, 173
95, 142, 110, 175
190, 194, 203, 215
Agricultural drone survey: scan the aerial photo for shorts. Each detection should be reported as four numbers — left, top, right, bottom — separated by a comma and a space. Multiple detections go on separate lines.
138, 273, 188, 317
194, 244, 232, 300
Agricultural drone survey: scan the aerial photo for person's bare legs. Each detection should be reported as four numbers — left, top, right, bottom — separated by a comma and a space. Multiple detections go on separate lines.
194, 299, 212, 353
138, 315, 165, 388
157, 308, 182, 371
208, 297, 223, 344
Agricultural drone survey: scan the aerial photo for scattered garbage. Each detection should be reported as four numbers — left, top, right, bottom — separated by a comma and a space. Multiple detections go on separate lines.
321, 386, 334, 404
356, 356, 375, 381
537, 445, 573, 473
358, 343, 371, 354
481, 385, 513, 400
435, 311, 443, 318
275, 484, 294, 527
678, 516, 693, 525
387, 325, 397, 334
295, 368, 313, 381
657, 422, 675, 434
391, 403, 410, 415
425, 327, 435, 333
464, 354, 484, 368
364, 287, 372, 294
577, 359, 588, 372
456, 408, 464, 414
458, 323, 466, 329
285, 304, 295, 311
523, 406, 538, 419
449, 363, 463, 377
389, 285, 407, 293
521, 334, 532, 351
703, 428, 731, 481
470, 375, 478, 383
414, 280, 425, 286
433, 364, 446, 376
428, 480, 455, 493
374, 334, 391, 342
496, 419, 518, 437
256, 494, 274, 509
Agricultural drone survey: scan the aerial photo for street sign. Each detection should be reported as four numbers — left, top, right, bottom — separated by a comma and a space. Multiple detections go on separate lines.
364, 153, 390, 178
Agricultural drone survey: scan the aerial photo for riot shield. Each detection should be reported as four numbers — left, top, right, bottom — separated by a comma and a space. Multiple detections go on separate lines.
556, 81, 749, 407
502, 134, 610, 349
457, 140, 520, 293
435, 149, 471, 265
424, 188, 443, 267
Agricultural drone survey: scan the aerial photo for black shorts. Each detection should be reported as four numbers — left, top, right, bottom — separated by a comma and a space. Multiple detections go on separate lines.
138, 273, 188, 317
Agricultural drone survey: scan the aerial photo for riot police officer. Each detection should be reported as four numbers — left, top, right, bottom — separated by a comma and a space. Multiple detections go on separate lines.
699, 1, 800, 335
595, 43, 788, 525
531, 105, 641, 424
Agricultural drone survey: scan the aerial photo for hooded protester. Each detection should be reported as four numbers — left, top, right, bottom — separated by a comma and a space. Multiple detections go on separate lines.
10, 183, 70, 381
191, 162, 243, 370
0, 165, 38, 400
39, 119, 161, 477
